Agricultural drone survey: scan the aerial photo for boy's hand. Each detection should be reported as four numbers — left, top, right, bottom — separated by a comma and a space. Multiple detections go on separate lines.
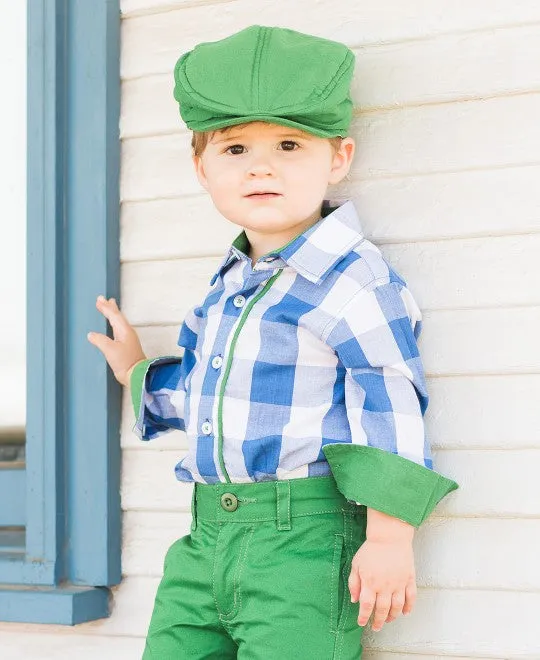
87, 295, 147, 387
349, 509, 417, 632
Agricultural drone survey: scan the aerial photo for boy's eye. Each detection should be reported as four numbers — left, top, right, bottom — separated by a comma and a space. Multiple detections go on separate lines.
225, 144, 246, 155
224, 140, 300, 155
279, 140, 299, 151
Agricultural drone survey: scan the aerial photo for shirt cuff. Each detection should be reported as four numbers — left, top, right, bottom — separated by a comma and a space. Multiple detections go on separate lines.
322, 443, 459, 528
130, 356, 183, 426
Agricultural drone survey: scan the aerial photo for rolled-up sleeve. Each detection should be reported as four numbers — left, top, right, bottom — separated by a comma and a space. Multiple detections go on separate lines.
130, 304, 201, 441
321, 279, 458, 527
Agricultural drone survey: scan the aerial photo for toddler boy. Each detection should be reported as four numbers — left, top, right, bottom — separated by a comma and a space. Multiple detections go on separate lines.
89, 24, 458, 659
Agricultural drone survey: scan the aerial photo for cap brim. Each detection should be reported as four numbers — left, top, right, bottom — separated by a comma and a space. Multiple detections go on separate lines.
186, 114, 346, 139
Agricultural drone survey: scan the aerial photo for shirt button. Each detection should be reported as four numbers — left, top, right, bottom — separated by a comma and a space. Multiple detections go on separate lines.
220, 493, 238, 512
201, 420, 213, 435
263, 256, 276, 262
233, 295, 246, 308
211, 355, 223, 369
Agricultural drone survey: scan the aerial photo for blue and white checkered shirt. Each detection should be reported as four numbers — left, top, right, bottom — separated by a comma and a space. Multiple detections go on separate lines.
133, 199, 434, 485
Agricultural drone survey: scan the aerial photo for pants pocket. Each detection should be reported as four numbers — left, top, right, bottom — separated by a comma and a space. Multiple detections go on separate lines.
330, 532, 347, 634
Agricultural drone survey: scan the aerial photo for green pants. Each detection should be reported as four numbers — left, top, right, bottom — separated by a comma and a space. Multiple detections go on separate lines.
142, 476, 367, 659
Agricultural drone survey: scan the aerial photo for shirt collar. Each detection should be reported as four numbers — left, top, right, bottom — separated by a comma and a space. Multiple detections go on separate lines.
209, 199, 365, 286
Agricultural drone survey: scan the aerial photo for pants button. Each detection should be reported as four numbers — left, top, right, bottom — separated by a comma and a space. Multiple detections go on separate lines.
221, 493, 238, 511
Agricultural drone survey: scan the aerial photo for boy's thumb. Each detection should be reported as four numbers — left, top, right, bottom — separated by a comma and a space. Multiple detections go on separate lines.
87, 331, 113, 354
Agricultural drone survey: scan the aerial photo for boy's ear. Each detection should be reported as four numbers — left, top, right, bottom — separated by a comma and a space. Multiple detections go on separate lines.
192, 154, 209, 191
328, 137, 355, 185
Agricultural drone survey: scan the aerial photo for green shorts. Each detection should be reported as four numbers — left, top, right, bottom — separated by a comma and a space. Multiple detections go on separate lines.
142, 476, 367, 659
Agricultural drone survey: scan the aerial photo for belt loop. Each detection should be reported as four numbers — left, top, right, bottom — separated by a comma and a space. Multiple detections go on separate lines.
190, 484, 198, 531
275, 480, 291, 531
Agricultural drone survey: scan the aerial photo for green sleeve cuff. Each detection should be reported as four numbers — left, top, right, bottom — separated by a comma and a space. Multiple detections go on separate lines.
130, 358, 155, 419
322, 443, 459, 528
129, 356, 183, 421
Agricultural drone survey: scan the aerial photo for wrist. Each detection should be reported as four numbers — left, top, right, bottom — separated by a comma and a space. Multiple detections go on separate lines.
126, 357, 147, 387
366, 507, 415, 543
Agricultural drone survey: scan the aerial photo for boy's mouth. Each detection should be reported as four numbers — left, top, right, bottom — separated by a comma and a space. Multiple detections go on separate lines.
245, 192, 282, 199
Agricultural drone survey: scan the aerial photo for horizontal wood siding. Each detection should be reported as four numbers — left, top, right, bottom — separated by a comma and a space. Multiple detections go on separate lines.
2, 1, 538, 657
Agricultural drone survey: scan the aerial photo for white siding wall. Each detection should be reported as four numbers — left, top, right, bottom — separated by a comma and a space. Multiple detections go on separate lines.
0, 0, 26, 432
1, 1, 539, 657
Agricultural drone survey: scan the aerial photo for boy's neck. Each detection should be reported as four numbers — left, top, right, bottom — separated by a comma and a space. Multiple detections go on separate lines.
245, 231, 293, 265
244, 207, 324, 267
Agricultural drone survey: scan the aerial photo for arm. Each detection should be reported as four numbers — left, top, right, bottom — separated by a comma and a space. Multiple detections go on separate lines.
321, 278, 458, 630
129, 304, 201, 441
322, 279, 458, 527
89, 295, 201, 441
350, 506, 417, 632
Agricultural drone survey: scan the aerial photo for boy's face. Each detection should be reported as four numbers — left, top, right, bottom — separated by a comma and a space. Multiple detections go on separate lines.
192, 121, 355, 242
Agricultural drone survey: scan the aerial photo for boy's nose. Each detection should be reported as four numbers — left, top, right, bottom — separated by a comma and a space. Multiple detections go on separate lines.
246, 161, 275, 177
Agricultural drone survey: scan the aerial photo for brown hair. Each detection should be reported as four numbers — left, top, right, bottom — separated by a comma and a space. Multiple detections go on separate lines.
191, 123, 343, 157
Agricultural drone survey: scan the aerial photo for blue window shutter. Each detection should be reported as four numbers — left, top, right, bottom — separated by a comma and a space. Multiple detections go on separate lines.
0, 467, 25, 527
0, 0, 121, 624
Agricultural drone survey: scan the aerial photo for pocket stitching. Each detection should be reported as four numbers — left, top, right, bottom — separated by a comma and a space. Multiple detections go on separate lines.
219, 525, 255, 619
334, 512, 356, 659
330, 533, 345, 634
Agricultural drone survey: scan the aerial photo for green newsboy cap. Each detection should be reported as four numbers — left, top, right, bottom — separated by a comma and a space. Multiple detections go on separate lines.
173, 25, 355, 138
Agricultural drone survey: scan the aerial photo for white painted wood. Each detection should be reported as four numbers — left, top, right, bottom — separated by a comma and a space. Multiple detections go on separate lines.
362, 655, 500, 660
351, 24, 540, 110
121, 0, 234, 19
425, 375, 540, 449
120, 132, 193, 201
120, 193, 239, 262
121, 449, 192, 512
120, 256, 219, 326
120, 0, 540, 80
360, 588, 540, 657
0, 632, 145, 659
421, 308, 540, 375
433, 449, 540, 517
414, 516, 540, 591
350, 94, 540, 179
0, 1, 26, 431
379, 236, 540, 310
352, 165, 540, 243
121, 510, 192, 576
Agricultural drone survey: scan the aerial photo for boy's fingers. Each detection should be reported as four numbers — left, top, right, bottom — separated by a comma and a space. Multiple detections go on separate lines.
87, 331, 114, 354
371, 593, 392, 631
348, 568, 361, 603
402, 579, 417, 615
96, 297, 115, 321
386, 591, 405, 622
96, 296, 122, 314
97, 297, 119, 318
357, 585, 376, 627
96, 297, 129, 337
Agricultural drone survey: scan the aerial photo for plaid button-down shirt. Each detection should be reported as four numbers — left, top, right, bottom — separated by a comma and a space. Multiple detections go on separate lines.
132, 199, 434, 485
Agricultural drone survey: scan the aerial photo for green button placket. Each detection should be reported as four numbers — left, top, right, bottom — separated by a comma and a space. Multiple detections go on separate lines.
216, 269, 284, 483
